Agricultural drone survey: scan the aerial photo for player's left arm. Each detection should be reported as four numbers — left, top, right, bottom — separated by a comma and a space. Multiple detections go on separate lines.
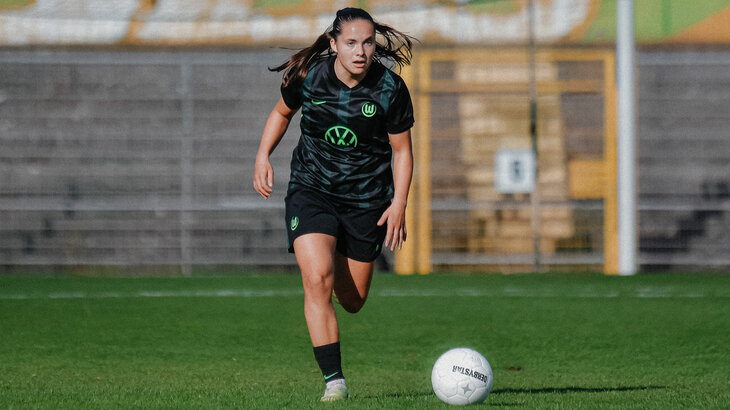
377, 129, 413, 251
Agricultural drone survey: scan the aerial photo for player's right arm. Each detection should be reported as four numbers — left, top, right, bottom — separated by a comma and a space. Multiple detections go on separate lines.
254, 97, 298, 199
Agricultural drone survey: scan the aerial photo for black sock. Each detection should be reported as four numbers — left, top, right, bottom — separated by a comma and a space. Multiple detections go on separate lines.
313, 342, 344, 382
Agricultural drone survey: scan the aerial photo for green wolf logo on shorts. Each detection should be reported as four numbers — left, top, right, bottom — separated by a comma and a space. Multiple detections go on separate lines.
290, 216, 299, 231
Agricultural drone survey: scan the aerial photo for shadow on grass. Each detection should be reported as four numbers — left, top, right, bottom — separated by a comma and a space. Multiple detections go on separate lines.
359, 390, 434, 399
360, 385, 667, 403
492, 385, 667, 395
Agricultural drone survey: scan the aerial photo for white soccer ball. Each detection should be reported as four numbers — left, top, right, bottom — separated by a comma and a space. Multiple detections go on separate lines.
431, 347, 493, 405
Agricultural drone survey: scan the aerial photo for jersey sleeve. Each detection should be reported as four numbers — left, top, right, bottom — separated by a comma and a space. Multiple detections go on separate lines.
386, 79, 415, 134
280, 79, 303, 110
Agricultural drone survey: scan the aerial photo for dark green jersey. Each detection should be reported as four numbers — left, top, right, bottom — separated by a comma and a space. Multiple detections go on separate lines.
281, 56, 414, 208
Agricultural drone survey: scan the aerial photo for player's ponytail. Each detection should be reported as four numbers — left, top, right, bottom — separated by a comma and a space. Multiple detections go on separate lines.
269, 32, 331, 88
270, 8, 416, 88
373, 20, 414, 72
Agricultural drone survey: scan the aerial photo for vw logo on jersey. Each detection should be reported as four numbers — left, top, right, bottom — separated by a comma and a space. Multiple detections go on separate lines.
325, 125, 358, 148
361, 102, 377, 117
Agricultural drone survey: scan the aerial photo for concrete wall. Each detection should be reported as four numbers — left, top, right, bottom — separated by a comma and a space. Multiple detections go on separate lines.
638, 50, 730, 271
0, 49, 299, 269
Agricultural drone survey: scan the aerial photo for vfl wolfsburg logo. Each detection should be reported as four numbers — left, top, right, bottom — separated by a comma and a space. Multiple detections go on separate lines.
325, 125, 357, 148
290, 216, 299, 231
361, 102, 377, 117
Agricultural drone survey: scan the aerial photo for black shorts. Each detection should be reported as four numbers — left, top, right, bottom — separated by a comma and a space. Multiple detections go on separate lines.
284, 187, 389, 263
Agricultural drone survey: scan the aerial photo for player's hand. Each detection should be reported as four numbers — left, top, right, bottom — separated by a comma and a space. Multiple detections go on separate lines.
253, 155, 274, 199
377, 199, 407, 251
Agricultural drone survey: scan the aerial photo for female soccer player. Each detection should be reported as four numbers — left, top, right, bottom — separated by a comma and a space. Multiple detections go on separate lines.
253, 7, 415, 402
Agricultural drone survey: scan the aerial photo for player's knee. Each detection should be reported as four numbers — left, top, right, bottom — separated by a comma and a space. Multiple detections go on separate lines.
303, 272, 333, 299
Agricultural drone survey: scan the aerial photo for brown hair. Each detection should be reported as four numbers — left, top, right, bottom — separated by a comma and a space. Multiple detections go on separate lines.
270, 8, 416, 87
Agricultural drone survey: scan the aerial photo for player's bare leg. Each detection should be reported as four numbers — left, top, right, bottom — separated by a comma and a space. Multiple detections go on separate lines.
333, 253, 375, 313
293, 233, 339, 346
293, 233, 349, 401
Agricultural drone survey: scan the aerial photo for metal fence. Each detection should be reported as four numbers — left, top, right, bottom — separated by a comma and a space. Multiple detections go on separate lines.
399, 49, 614, 274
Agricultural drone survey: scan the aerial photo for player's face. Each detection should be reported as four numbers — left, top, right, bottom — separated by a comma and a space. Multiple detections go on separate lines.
330, 19, 376, 84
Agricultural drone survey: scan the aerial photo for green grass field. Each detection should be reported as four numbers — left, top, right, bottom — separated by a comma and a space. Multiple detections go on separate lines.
1, 272, 729, 409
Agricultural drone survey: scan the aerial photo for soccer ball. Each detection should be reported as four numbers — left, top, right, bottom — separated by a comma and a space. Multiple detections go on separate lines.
431, 347, 493, 405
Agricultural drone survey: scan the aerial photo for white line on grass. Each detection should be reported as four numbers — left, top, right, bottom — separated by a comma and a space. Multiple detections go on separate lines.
376, 288, 715, 298
0, 287, 725, 300
1, 289, 305, 300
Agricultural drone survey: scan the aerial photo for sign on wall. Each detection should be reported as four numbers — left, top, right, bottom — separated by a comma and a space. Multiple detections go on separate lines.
494, 149, 535, 194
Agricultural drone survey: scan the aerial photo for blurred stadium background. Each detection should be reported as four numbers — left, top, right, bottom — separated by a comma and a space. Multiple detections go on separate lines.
1, 0, 729, 275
